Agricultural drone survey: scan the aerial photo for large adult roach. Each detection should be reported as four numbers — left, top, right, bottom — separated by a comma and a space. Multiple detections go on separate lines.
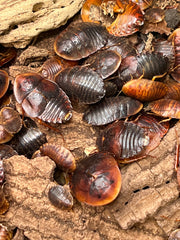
168, 28, 180, 82
97, 120, 150, 162
55, 66, 105, 104
83, 96, 143, 125
0, 70, 9, 99
39, 143, 76, 172
13, 72, 72, 123
54, 22, 109, 60
148, 99, 180, 119
70, 152, 122, 206
84, 49, 121, 79
122, 78, 168, 102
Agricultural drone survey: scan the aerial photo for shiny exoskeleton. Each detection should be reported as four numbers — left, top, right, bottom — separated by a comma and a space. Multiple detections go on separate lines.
54, 22, 109, 60
0, 70, 9, 99
13, 73, 72, 123
83, 96, 143, 125
55, 66, 105, 104
0, 224, 12, 240
70, 152, 122, 206
39, 143, 76, 172
164, 82, 180, 101
48, 185, 73, 210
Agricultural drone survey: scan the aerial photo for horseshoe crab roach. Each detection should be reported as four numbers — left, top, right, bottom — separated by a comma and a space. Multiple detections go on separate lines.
54, 22, 109, 60
83, 96, 143, 125
55, 66, 105, 104
70, 152, 122, 206
13, 72, 72, 123
0, 70, 9, 100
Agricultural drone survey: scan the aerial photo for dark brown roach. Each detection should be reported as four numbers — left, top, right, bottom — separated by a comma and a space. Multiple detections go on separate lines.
0, 160, 4, 185
97, 120, 150, 162
0, 187, 9, 215
39, 143, 76, 172
0, 45, 17, 67
0, 145, 18, 160
148, 99, 180, 119
0, 224, 12, 240
13, 72, 72, 123
145, 7, 164, 23
0, 70, 9, 99
9, 118, 47, 159
104, 81, 118, 97
164, 82, 180, 101
48, 185, 73, 210
122, 78, 168, 102
55, 66, 105, 104
54, 22, 109, 60
70, 152, 122, 206
107, 2, 144, 37
118, 52, 170, 83
168, 229, 180, 240
39, 56, 78, 82
84, 49, 121, 79
83, 96, 143, 125
168, 28, 180, 82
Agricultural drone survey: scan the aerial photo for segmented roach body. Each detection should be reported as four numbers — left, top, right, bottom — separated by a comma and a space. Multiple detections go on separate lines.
55, 66, 105, 104
9, 118, 47, 159
168, 28, 180, 82
48, 185, 73, 210
148, 99, 180, 119
84, 49, 121, 79
13, 73, 72, 123
164, 82, 180, 101
0, 160, 4, 185
54, 22, 109, 60
118, 52, 170, 83
70, 152, 122, 206
0, 45, 17, 67
0, 187, 9, 215
0, 145, 18, 160
0, 70, 9, 99
0, 224, 12, 240
39, 56, 77, 82
122, 78, 168, 102
97, 120, 150, 162
83, 96, 143, 125
107, 2, 144, 37
40, 143, 76, 172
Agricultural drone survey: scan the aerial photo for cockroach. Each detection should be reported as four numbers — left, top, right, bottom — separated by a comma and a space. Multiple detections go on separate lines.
122, 78, 168, 102
48, 185, 73, 210
107, 2, 144, 37
39, 56, 77, 82
55, 66, 105, 104
145, 7, 164, 23
0, 45, 17, 67
97, 120, 150, 162
83, 96, 143, 125
164, 82, 180, 101
0, 70, 9, 99
39, 143, 76, 172
9, 118, 47, 159
70, 152, 122, 206
84, 49, 121, 79
0, 187, 9, 215
54, 22, 109, 60
168, 28, 180, 82
0, 224, 12, 240
13, 72, 72, 123
0, 126, 13, 144
148, 99, 180, 119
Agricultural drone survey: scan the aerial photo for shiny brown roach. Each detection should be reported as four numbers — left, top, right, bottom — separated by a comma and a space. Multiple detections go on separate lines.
0, 70, 9, 100
0, 224, 12, 240
54, 22, 109, 60
122, 78, 168, 102
70, 152, 122, 206
39, 143, 76, 172
0, 187, 9, 215
55, 66, 105, 104
83, 96, 143, 125
13, 72, 72, 123
48, 185, 73, 210
164, 82, 180, 101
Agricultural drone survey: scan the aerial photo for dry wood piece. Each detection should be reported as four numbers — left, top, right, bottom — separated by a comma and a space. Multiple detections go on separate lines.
0, 0, 85, 48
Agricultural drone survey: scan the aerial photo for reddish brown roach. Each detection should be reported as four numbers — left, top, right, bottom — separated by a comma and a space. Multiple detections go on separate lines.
148, 99, 180, 119
54, 22, 109, 60
13, 72, 72, 123
55, 66, 105, 104
164, 82, 180, 101
39, 143, 76, 172
0, 224, 12, 240
70, 152, 122, 206
0, 45, 17, 67
84, 49, 121, 79
122, 78, 168, 102
83, 96, 143, 125
39, 56, 78, 81
107, 2, 144, 37
168, 28, 180, 82
145, 7, 164, 23
0, 70, 9, 99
